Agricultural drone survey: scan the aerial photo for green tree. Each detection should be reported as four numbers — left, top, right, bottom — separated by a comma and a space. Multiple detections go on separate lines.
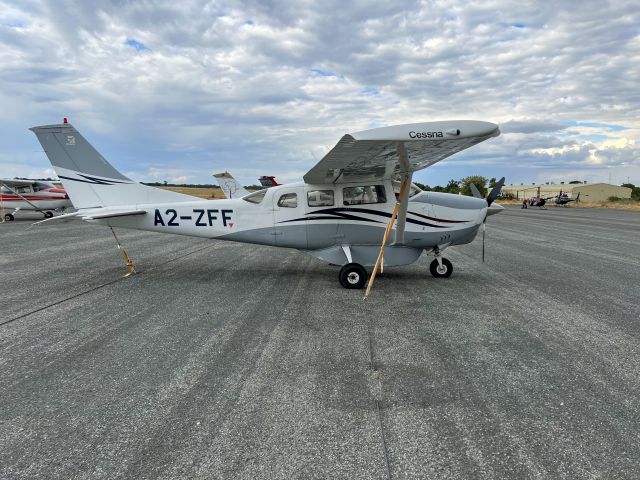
444, 179, 460, 194
489, 177, 497, 188
460, 175, 488, 197
569, 180, 583, 184
622, 183, 640, 200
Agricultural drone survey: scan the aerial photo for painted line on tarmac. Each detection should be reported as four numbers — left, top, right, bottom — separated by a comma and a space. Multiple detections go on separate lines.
368, 313, 392, 480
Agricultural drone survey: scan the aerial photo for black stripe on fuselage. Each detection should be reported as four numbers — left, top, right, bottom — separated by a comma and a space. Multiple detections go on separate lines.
276, 208, 450, 228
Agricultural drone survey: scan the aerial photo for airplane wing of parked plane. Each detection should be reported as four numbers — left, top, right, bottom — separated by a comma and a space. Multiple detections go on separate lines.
303, 120, 499, 184
0, 178, 41, 188
301, 120, 500, 297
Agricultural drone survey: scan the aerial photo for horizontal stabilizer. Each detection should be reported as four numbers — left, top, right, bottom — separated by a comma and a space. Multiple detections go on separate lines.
83, 209, 147, 220
30, 211, 81, 227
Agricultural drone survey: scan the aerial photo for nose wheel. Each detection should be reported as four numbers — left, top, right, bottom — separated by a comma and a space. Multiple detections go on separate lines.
339, 263, 367, 289
4, 213, 14, 222
43, 211, 53, 219
430, 258, 453, 278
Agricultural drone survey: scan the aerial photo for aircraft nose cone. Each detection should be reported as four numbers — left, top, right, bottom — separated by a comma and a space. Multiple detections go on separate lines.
486, 202, 504, 216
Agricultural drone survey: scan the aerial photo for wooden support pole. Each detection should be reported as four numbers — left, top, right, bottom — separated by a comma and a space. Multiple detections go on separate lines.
363, 174, 410, 299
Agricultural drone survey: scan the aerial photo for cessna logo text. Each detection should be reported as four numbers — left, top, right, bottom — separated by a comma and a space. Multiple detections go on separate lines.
409, 131, 443, 139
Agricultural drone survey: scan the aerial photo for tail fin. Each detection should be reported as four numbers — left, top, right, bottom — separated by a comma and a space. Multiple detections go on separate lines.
213, 171, 249, 199
30, 122, 198, 209
259, 175, 280, 187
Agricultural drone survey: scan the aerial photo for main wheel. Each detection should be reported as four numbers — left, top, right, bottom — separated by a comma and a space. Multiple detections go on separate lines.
429, 258, 453, 278
338, 263, 367, 289
44, 211, 54, 218
4, 213, 14, 221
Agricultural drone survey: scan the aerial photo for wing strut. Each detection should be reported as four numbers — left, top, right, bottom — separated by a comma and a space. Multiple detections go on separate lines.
393, 142, 412, 245
364, 156, 411, 299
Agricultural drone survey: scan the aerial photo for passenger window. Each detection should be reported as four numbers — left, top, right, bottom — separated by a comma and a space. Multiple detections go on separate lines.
343, 185, 386, 205
307, 189, 334, 207
242, 189, 267, 204
277, 193, 297, 208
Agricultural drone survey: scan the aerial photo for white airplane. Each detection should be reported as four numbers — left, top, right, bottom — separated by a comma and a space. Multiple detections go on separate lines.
30, 119, 503, 293
1, 178, 72, 221
212, 171, 250, 199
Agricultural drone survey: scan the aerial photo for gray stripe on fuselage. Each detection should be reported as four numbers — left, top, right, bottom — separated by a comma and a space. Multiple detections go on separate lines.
410, 191, 487, 210
219, 222, 481, 250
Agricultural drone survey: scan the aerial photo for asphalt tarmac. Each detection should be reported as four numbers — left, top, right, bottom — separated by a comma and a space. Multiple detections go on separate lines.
1, 206, 639, 479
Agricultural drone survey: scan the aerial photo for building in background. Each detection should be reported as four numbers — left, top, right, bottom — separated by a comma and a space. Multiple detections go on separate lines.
502, 183, 632, 202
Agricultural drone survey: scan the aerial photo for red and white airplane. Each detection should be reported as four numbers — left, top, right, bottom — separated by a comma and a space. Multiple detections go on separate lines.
259, 175, 281, 187
0, 178, 72, 221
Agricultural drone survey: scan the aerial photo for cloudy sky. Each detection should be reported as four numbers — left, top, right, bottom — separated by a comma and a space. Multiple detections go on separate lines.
1, 0, 638, 187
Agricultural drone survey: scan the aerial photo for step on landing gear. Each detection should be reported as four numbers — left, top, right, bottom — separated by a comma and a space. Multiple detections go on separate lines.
339, 263, 367, 289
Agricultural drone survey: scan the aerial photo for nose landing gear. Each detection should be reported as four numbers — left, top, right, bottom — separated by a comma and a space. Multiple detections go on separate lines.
429, 247, 453, 278
430, 257, 453, 278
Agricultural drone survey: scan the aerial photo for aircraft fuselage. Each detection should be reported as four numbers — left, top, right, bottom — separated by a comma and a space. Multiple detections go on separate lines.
96, 180, 488, 267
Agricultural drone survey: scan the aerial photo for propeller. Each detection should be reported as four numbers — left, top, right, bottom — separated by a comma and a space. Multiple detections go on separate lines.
482, 177, 505, 262
486, 177, 505, 206
470, 183, 482, 199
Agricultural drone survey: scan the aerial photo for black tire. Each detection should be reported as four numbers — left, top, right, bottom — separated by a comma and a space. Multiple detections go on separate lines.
4, 213, 14, 221
430, 258, 453, 278
338, 263, 367, 289
44, 211, 54, 218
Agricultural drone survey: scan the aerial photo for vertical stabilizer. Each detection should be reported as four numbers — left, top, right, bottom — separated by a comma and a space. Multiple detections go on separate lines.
30, 122, 199, 208
213, 171, 250, 199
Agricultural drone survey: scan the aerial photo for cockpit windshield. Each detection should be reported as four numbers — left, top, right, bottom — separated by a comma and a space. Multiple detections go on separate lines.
392, 181, 422, 199
242, 189, 267, 204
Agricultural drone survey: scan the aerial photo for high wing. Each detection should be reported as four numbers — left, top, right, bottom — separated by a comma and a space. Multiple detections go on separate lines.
303, 120, 500, 184
0, 178, 38, 188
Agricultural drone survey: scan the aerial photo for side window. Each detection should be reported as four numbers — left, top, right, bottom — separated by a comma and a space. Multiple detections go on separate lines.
277, 193, 297, 208
343, 185, 387, 205
307, 189, 334, 207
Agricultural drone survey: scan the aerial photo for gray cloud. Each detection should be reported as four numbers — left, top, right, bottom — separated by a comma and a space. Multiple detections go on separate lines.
0, 0, 638, 186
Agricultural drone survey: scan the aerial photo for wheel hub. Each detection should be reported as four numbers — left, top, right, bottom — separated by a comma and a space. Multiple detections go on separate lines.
436, 265, 447, 275
347, 272, 360, 284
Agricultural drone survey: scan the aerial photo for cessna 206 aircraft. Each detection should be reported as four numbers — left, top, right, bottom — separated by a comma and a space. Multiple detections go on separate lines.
30, 119, 502, 292
1, 178, 71, 221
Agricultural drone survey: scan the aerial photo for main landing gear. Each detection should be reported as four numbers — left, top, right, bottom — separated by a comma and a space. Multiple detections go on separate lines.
339, 263, 367, 289
43, 211, 54, 219
4, 213, 14, 222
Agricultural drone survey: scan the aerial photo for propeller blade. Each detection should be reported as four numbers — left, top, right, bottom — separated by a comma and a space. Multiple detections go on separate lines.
470, 183, 482, 199
486, 177, 505, 206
